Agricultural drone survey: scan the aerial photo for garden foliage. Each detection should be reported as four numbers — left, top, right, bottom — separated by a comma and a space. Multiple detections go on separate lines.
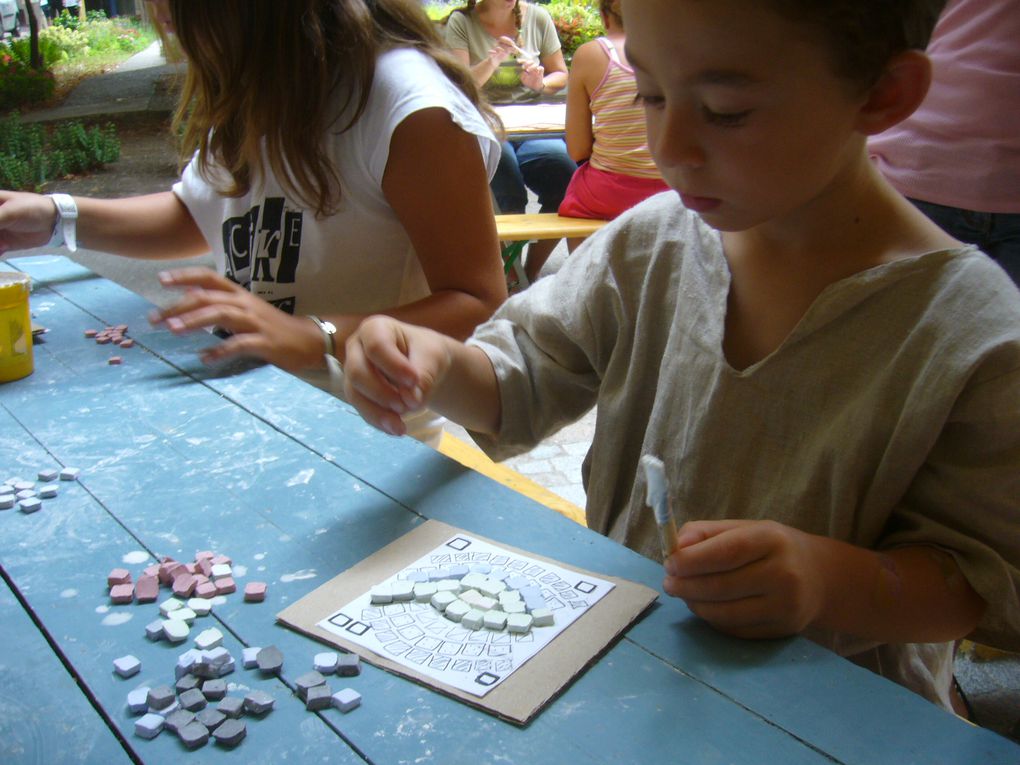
0, 10, 154, 114
0, 51, 56, 112
0, 115, 120, 191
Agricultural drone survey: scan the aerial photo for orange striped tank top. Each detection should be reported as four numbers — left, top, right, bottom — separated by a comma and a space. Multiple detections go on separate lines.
589, 37, 661, 179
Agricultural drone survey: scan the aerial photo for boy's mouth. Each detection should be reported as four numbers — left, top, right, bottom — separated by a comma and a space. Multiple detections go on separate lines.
678, 193, 722, 213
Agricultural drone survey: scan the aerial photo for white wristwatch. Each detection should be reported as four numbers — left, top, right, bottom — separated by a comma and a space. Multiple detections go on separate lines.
46, 193, 78, 252
307, 315, 338, 358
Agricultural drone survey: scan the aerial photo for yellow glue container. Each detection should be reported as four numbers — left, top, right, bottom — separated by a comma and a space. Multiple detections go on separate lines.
0, 272, 34, 382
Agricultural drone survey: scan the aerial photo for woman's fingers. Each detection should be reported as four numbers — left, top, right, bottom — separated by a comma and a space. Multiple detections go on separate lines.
158, 267, 239, 291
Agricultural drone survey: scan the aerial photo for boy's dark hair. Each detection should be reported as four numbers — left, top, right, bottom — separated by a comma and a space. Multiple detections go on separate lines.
768, 0, 949, 90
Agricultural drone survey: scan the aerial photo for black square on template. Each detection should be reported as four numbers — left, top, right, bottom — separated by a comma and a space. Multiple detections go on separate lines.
474, 672, 500, 687
329, 613, 352, 628
446, 537, 471, 552
574, 580, 597, 594
346, 621, 370, 636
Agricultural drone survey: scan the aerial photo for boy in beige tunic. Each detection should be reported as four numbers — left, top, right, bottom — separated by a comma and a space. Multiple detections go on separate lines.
342, 0, 1020, 712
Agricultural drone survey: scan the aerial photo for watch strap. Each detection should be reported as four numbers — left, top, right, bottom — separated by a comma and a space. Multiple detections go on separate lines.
47, 193, 78, 253
307, 315, 338, 358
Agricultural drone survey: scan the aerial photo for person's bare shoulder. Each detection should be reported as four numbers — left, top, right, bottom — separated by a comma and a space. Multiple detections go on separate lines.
569, 39, 610, 92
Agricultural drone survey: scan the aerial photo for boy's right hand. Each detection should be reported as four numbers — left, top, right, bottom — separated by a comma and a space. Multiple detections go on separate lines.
0, 191, 59, 256
343, 316, 452, 437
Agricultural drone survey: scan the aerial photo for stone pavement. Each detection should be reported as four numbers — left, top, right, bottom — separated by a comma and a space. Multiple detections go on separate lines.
20, 43, 1020, 748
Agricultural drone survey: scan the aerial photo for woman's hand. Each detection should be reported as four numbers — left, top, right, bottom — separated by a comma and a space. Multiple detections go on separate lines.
150, 267, 324, 371
663, 519, 827, 639
0, 191, 58, 256
487, 35, 519, 67
519, 60, 546, 92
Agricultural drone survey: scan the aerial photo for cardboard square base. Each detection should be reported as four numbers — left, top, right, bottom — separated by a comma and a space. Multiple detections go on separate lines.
276, 520, 657, 725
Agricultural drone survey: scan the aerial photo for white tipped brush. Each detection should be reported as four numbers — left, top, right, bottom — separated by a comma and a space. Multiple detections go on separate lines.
640, 454, 678, 558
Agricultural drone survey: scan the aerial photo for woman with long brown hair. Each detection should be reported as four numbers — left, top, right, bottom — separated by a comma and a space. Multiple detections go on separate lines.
0, 0, 508, 445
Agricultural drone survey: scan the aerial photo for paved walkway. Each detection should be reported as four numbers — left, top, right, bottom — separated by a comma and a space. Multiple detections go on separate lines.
23, 41, 184, 124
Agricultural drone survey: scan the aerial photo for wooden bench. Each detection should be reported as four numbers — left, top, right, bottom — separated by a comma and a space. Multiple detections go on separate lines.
494, 213, 608, 277
437, 432, 586, 527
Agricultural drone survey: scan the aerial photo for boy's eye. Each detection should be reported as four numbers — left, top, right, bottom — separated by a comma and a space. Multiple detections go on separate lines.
702, 106, 752, 127
634, 93, 665, 109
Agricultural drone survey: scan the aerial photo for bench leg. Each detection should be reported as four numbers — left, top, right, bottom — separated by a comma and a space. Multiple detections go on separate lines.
501, 240, 528, 275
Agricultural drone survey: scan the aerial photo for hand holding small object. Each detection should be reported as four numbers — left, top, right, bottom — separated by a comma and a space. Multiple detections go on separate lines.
662, 519, 826, 640
343, 315, 448, 437
487, 35, 519, 66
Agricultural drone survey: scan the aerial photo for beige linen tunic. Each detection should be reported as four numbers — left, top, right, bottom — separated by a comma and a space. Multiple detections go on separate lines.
468, 192, 1020, 709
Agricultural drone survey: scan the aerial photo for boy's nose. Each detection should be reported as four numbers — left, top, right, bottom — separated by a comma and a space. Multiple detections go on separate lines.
652, 108, 706, 169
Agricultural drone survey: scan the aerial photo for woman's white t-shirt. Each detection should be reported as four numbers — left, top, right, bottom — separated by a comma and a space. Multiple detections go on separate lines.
173, 48, 500, 442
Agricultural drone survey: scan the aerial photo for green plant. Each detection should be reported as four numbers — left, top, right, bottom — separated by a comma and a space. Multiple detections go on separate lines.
43, 11, 154, 59
0, 115, 120, 191
0, 51, 57, 113
545, 1, 602, 60
9, 32, 72, 68
53, 8, 109, 31
0, 116, 46, 190
422, 1, 460, 22
37, 24, 91, 61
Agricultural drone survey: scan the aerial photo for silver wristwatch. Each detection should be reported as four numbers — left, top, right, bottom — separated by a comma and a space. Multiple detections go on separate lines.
46, 193, 79, 252
307, 315, 338, 358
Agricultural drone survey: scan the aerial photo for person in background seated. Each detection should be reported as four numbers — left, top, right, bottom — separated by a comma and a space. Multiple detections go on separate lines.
0, 0, 507, 447
869, 0, 1020, 285
445, 0, 577, 283
557, 0, 668, 254
342, 0, 1020, 714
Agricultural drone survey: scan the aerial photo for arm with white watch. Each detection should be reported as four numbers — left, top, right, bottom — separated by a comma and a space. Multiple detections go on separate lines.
47, 193, 79, 252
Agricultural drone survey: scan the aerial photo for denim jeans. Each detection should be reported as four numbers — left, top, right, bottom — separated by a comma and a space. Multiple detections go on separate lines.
491, 138, 577, 215
910, 198, 1020, 287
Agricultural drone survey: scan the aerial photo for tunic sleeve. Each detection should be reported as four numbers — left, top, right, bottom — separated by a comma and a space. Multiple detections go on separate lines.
466, 223, 625, 459
882, 349, 1020, 649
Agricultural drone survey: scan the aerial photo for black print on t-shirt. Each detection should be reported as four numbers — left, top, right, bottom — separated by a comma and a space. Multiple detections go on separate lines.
221, 197, 303, 313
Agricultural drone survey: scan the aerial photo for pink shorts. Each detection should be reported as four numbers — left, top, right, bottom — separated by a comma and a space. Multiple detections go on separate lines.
558, 162, 669, 220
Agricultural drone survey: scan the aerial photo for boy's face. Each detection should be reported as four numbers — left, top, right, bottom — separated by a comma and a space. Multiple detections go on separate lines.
623, 0, 871, 233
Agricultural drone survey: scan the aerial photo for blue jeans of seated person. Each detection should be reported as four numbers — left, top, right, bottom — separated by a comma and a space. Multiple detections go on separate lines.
911, 198, 1020, 287
491, 138, 577, 214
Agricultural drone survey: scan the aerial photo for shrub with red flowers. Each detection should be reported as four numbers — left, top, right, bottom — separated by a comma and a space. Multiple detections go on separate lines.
0, 52, 56, 113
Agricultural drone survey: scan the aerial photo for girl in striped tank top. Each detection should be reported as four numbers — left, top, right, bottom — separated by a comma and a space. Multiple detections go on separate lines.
559, 0, 668, 223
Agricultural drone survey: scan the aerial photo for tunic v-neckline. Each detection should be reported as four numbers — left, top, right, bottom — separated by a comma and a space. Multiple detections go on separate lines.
711, 243, 975, 376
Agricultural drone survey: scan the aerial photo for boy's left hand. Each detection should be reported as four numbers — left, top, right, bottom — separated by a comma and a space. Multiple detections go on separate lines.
663, 519, 826, 639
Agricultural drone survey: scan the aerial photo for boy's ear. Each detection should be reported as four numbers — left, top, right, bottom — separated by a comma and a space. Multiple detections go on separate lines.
855, 50, 932, 136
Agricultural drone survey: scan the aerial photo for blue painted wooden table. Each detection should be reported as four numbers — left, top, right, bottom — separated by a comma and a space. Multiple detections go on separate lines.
1, 255, 1017, 765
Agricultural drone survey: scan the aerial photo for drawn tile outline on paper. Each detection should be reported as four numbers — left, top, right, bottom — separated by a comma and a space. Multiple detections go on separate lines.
316, 534, 614, 697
